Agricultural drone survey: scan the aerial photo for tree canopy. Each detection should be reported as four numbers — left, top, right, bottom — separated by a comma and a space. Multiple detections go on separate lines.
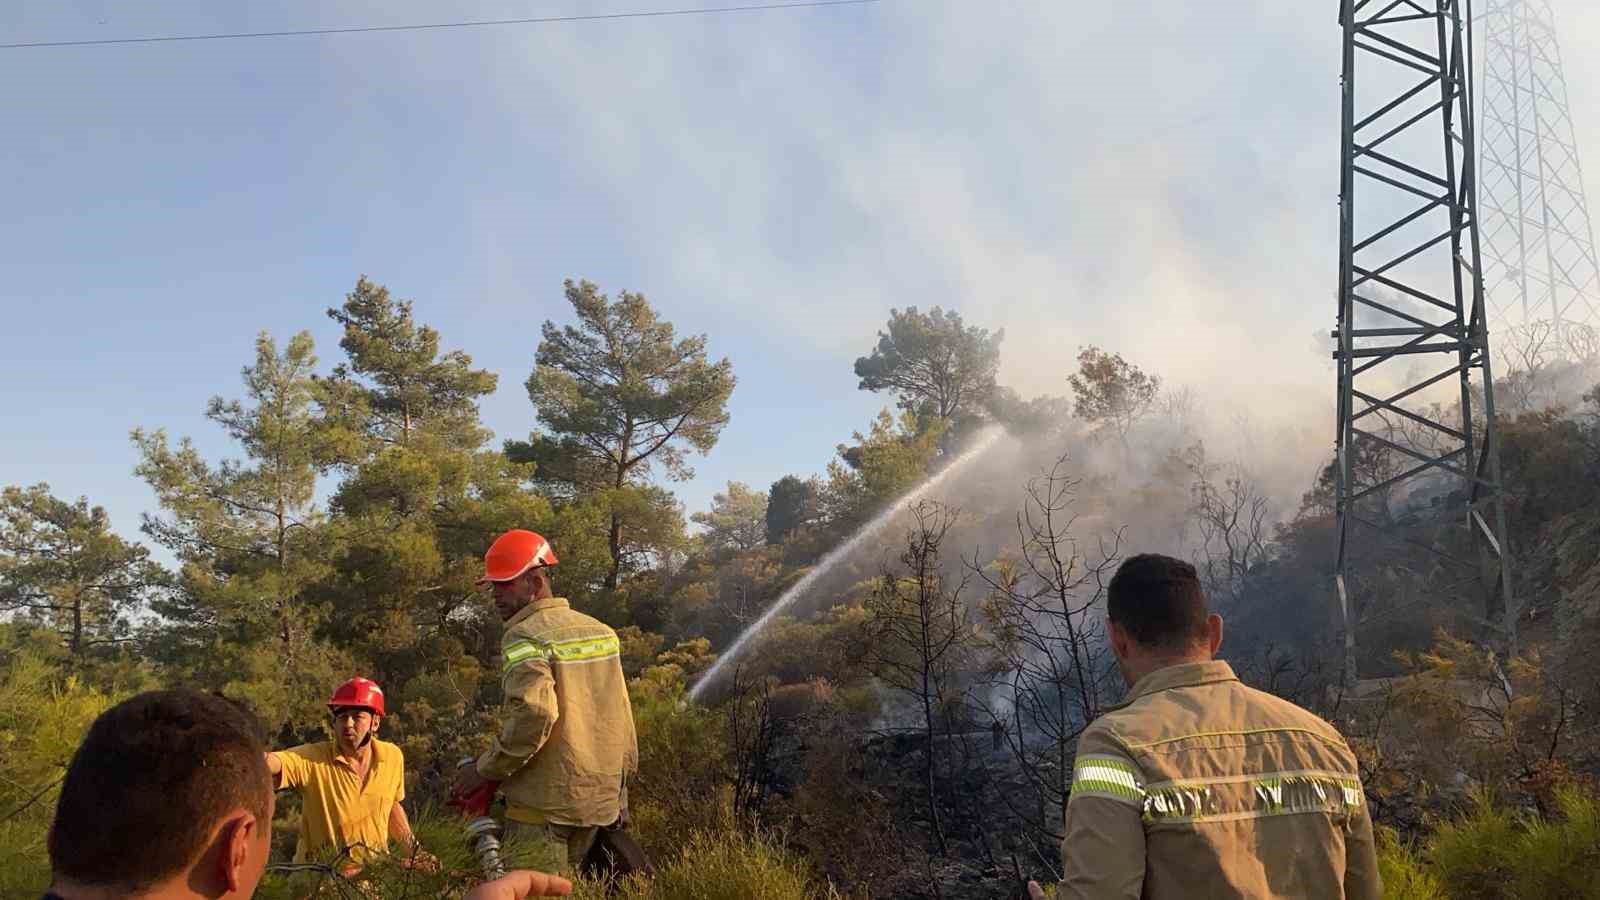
854, 307, 1002, 422
765, 475, 819, 546
692, 481, 769, 557
514, 279, 735, 589
0, 485, 164, 657
1066, 345, 1161, 446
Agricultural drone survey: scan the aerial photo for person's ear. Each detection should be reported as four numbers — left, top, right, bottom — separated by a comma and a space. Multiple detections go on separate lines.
220, 811, 259, 892
1205, 613, 1224, 656
1107, 619, 1133, 661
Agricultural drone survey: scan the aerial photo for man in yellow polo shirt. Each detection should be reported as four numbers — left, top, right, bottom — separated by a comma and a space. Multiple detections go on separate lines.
265, 676, 434, 871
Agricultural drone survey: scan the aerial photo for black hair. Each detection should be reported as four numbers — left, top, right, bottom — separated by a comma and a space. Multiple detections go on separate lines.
1106, 553, 1211, 651
48, 689, 269, 893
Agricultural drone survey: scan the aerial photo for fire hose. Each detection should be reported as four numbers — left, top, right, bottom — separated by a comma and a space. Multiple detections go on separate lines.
449, 757, 506, 879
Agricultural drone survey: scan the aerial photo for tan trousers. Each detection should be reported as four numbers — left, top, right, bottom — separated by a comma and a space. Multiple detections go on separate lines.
504, 820, 600, 876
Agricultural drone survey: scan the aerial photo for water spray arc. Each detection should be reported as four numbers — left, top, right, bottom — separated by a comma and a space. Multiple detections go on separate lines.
688, 426, 1008, 703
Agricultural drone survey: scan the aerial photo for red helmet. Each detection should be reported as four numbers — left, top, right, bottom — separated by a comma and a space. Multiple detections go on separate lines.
478, 529, 558, 585
327, 677, 385, 717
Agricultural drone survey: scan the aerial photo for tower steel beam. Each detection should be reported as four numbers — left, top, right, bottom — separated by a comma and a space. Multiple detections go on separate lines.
1334, 0, 1516, 685
1478, 0, 1600, 361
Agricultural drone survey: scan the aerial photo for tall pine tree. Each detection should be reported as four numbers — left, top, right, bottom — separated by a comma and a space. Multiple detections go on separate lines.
133, 331, 346, 732
315, 279, 552, 730
513, 279, 733, 593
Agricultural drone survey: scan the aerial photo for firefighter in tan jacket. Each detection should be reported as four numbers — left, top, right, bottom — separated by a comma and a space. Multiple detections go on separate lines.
1030, 554, 1381, 900
453, 529, 639, 876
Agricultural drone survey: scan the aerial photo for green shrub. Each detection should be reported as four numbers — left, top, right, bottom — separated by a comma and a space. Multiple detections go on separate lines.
572, 828, 837, 900
0, 650, 124, 896
1505, 788, 1600, 900
1374, 826, 1446, 900
1426, 790, 1522, 899
627, 665, 731, 856
1383, 786, 1600, 899
254, 815, 838, 900
257, 803, 585, 900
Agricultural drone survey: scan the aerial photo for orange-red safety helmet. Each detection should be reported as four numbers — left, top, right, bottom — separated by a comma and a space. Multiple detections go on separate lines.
328, 676, 385, 717
478, 529, 558, 585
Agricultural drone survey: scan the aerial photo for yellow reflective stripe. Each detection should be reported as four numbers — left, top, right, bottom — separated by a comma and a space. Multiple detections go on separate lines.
502, 640, 549, 674
502, 633, 620, 674
1142, 773, 1364, 824
546, 634, 620, 663
504, 641, 546, 662
1144, 784, 1215, 820
1340, 780, 1364, 809
1070, 755, 1145, 806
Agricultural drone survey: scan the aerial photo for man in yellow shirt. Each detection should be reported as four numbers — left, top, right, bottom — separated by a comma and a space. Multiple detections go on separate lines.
265, 676, 434, 872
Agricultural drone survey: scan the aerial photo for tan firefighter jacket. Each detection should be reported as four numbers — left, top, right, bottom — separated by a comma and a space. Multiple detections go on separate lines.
1058, 660, 1381, 899
477, 597, 639, 827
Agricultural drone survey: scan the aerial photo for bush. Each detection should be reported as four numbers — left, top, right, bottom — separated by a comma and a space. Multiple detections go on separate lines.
1425, 791, 1522, 898
1501, 788, 1600, 900
0, 650, 124, 896
1379, 787, 1600, 899
627, 662, 732, 857
258, 803, 581, 900
1374, 826, 1446, 900
253, 813, 837, 900
572, 829, 838, 900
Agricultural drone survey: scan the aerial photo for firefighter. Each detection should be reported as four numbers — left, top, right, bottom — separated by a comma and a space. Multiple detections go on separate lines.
452, 529, 640, 877
265, 676, 435, 872
1029, 554, 1381, 900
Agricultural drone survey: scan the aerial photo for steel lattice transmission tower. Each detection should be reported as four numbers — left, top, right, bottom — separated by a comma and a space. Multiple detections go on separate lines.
1478, 0, 1600, 355
1334, 0, 1516, 685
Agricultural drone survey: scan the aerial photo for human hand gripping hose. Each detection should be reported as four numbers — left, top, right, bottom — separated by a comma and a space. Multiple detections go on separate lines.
450, 757, 506, 879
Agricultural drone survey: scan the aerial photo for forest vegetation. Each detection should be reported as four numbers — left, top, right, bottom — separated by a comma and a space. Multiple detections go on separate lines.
4, 281, 1599, 898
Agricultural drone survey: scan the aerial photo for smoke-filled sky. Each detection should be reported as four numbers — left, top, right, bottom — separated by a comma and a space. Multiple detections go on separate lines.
5, 1, 1600, 551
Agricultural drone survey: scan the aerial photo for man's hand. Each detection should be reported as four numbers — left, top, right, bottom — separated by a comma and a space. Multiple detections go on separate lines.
452, 763, 492, 800
1027, 881, 1048, 900
399, 846, 440, 873
462, 870, 573, 899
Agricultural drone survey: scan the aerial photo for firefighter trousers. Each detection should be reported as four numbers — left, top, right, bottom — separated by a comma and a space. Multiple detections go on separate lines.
504, 821, 599, 876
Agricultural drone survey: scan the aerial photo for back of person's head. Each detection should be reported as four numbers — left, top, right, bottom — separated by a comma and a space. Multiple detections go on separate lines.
48, 689, 270, 894
1107, 553, 1211, 652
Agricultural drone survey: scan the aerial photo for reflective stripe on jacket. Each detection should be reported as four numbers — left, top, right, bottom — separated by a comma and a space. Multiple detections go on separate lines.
1059, 660, 1381, 899
477, 597, 639, 827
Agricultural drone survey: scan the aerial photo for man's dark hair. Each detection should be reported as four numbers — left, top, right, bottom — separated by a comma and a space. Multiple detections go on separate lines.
1107, 553, 1210, 651
48, 689, 270, 893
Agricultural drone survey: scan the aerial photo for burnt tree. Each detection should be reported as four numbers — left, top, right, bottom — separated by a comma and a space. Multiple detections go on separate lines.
859, 500, 973, 858
973, 456, 1121, 875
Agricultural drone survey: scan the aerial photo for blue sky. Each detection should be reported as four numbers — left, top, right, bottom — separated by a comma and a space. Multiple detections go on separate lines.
5, 0, 1600, 555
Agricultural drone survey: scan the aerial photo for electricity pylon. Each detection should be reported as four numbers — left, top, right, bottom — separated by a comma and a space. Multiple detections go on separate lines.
1333, 0, 1516, 685
1478, 0, 1600, 359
